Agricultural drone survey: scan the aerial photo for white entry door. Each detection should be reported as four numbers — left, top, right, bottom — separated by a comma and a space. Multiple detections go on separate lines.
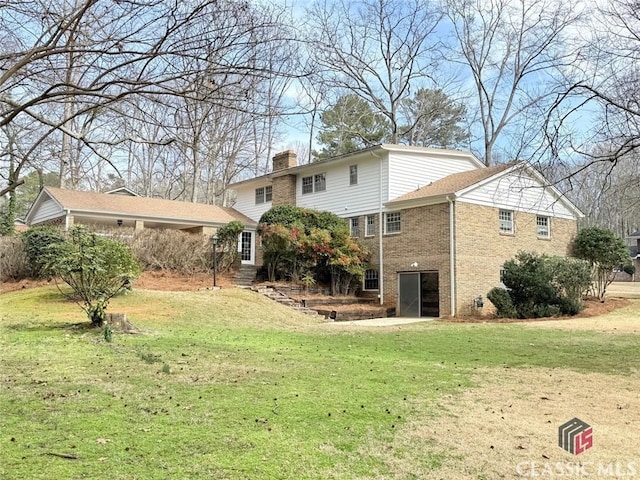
240, 231, 254, 265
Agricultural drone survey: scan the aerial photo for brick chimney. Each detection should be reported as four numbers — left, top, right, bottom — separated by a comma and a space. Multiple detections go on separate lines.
271, 151, 297, 207
272, 150, 297, 172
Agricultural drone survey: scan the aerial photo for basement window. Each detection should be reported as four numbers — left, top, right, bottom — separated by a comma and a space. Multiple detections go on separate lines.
364, 269, 379, 290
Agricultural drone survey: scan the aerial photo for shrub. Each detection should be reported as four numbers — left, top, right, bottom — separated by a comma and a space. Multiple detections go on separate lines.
486, 287, 516, 318
547, 256, 592, 311
129, 229, 210, 275
0, 235, 29, 281
259, 206, 369, 293
501, 251, 557, 318
46, 226, 140, 326
493, 251, 590, 319
22, 226, 65, 278
215, 221, 245, 271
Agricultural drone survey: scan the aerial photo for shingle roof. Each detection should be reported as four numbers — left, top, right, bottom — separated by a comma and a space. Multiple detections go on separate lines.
43, 187, 256, 225
389, 163, 515, 203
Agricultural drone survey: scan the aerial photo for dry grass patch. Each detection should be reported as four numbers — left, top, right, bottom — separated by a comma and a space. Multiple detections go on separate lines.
524, 300, 640, 333
361, 367, 640, 480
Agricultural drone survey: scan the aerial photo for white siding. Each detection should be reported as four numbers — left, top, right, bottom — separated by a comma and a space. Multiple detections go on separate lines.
231, 182, 272, 222
387, 152, 478, 201
31, 198, 64, 224
296, 155, 388, 218
459, 172, 575, 219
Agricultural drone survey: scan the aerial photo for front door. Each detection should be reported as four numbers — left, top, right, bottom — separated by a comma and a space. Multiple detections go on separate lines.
240, 231, 254, 265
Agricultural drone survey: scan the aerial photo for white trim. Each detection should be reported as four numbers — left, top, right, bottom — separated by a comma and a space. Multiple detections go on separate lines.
384, 211, 401, 234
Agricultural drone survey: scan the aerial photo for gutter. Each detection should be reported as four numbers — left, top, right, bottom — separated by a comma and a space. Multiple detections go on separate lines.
64, 209, 72, 230
446, 196, 456, 317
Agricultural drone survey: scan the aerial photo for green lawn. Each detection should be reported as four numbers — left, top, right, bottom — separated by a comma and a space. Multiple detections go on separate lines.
1, 287, 639, 479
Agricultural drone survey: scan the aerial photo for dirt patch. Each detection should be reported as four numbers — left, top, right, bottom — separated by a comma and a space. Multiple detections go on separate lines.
0, 271, 236, 294
0, 278, 52, 294
362, 368, 640, 479
132, 270, 235, 291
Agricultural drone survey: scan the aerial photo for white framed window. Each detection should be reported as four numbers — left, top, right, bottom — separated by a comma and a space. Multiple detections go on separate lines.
255, 186, 272, 204
536, 215, 550, 238
302, 173, 327, 194
364, 269, 379, 290
302, 176, 313, 194
499, 209, 514, 234
314, 173, 326, 192
366, 215, 376, 236
350, 217, 360, 237
385, 212, 401, 234
349, 165, 358, 185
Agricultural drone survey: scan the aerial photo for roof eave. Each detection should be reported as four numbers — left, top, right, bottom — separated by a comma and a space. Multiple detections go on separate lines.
65, 208, 257, 227
385, 193, 452, 209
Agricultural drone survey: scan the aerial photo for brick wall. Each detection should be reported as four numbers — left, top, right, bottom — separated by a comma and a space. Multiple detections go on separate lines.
359, 204, 453, 316
454, 202, 578, 315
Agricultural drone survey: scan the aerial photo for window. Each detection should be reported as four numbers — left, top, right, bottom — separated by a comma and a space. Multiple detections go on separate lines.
255, 186, 272, 204
364, 269, 379, 290
385, 212, 401, 234
366, 215, 376, 236
350, 217, 360, 237
349, 165, 358, 185
499, 209, 514, 234
537, 215, 550, 238
302, 173, 326, 194
314, 173, 326, 192
302, 176, 313, 194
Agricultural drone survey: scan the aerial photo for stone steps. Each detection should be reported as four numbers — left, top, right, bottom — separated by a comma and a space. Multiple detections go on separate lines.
251, 286, 319, 316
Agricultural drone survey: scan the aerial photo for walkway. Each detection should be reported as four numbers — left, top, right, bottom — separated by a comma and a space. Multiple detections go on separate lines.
325, 317, 435, 327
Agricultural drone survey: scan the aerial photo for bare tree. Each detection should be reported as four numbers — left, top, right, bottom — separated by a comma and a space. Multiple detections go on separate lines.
444, 0, 583, 165
545, 0, 640, 170
304, 0, 444, 143
0, 0, 298, 199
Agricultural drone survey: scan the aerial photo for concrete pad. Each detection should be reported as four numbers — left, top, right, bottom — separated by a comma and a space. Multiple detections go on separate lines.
326, 317, 435, 327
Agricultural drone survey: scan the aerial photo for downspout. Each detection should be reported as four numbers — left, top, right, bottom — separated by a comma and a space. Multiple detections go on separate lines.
372, 150, 384, 305
446, 196, 456, 317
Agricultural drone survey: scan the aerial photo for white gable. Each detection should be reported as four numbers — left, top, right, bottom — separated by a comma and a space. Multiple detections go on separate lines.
387, 150, 480, 201
458, 169, 577, 219
25, 192, 64, 225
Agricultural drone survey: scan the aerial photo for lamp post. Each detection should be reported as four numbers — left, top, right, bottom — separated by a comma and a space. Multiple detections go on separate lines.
211, 234, 219, 288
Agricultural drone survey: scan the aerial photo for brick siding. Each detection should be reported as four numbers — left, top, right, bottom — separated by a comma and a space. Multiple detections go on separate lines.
454, 202, 578, 315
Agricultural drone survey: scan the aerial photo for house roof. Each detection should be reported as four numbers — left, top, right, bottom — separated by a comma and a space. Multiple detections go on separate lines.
630, 230, 640, 238
389, 163, 514, 202
26, 187, 256, 227
228, 144, 485, 188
